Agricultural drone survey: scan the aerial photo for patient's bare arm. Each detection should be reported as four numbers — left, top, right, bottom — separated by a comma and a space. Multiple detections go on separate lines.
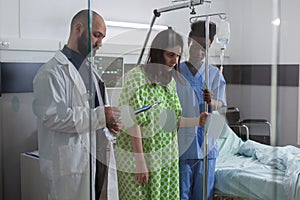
129, 126, 149, 184
178, 112, 209, 127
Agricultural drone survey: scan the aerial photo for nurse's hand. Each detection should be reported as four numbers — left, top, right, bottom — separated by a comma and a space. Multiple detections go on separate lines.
135, 161, 149, 184
202, 88, 213, 105
105, 106, 122, 135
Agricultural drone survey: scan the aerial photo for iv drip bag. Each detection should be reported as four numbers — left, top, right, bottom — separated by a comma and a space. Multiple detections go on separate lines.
216, 19, 230, 49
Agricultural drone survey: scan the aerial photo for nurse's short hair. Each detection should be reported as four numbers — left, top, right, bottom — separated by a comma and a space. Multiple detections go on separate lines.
189, 20, 216, 44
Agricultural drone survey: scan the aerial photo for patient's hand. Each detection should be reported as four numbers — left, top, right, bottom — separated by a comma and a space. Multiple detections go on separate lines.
199, 112, 209, 126
135, 161, 149, 184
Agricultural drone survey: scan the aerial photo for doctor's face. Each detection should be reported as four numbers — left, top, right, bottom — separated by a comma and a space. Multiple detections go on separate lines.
77, 29, 88, 56
77, 15, 106, 57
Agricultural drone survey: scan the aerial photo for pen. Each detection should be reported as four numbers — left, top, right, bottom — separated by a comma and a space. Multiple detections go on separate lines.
134, 101, 161, 115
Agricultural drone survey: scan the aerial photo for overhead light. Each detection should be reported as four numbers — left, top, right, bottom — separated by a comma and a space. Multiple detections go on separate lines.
106, 20, 168, 30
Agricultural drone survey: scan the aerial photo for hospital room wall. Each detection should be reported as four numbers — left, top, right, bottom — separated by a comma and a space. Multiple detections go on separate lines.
0, 0, 300, 200
223, 0, 300, 147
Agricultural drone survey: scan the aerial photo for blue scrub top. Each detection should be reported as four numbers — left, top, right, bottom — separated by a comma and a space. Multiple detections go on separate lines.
176, 61, 227, 160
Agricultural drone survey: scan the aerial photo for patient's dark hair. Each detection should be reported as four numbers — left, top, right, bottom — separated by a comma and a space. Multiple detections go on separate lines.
146, 27, 183, 66
189, 20, 216, 44
144, 28, 184, 85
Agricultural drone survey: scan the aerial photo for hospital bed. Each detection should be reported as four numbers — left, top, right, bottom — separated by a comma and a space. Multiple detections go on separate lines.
213, 124, 300, 200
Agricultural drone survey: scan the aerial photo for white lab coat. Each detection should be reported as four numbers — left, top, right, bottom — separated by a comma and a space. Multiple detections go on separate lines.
33, 50, 109, 200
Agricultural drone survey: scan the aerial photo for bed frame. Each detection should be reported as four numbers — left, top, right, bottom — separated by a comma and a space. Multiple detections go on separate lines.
213, 192, 257, 200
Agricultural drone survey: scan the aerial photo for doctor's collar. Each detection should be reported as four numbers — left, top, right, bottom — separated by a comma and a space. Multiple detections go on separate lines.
61, 45, 85, 70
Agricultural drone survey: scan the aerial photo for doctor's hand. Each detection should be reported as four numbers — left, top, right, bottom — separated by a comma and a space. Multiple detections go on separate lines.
202, 88, 213, 105
105, 106, 122, 135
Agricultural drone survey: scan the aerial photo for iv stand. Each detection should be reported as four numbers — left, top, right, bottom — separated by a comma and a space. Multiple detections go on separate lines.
136, 0, 205, 66
190, 12, 227, 23
204, 17, 210, 200
190, 12, 227, 200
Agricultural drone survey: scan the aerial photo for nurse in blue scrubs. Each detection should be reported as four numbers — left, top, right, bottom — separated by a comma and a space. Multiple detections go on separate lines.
176, 20, 227, 200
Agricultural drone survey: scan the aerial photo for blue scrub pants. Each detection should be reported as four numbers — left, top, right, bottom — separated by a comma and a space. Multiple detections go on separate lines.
179, 159, 216, 200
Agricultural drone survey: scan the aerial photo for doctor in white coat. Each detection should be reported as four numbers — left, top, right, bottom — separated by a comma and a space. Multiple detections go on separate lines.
33, 10, 121, 200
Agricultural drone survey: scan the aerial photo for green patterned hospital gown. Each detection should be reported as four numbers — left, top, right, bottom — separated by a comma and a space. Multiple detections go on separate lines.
116, 66, 182, 200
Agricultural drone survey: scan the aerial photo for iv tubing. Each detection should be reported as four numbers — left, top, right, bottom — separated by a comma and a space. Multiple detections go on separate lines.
215, 48, 225, 110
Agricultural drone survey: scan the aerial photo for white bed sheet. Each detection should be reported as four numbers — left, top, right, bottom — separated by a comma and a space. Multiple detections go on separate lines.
214, 124, 299, 200
215, 153, 287, 200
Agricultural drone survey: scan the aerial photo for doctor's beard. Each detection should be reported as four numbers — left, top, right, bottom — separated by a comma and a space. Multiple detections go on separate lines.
77, 30, 98, 57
